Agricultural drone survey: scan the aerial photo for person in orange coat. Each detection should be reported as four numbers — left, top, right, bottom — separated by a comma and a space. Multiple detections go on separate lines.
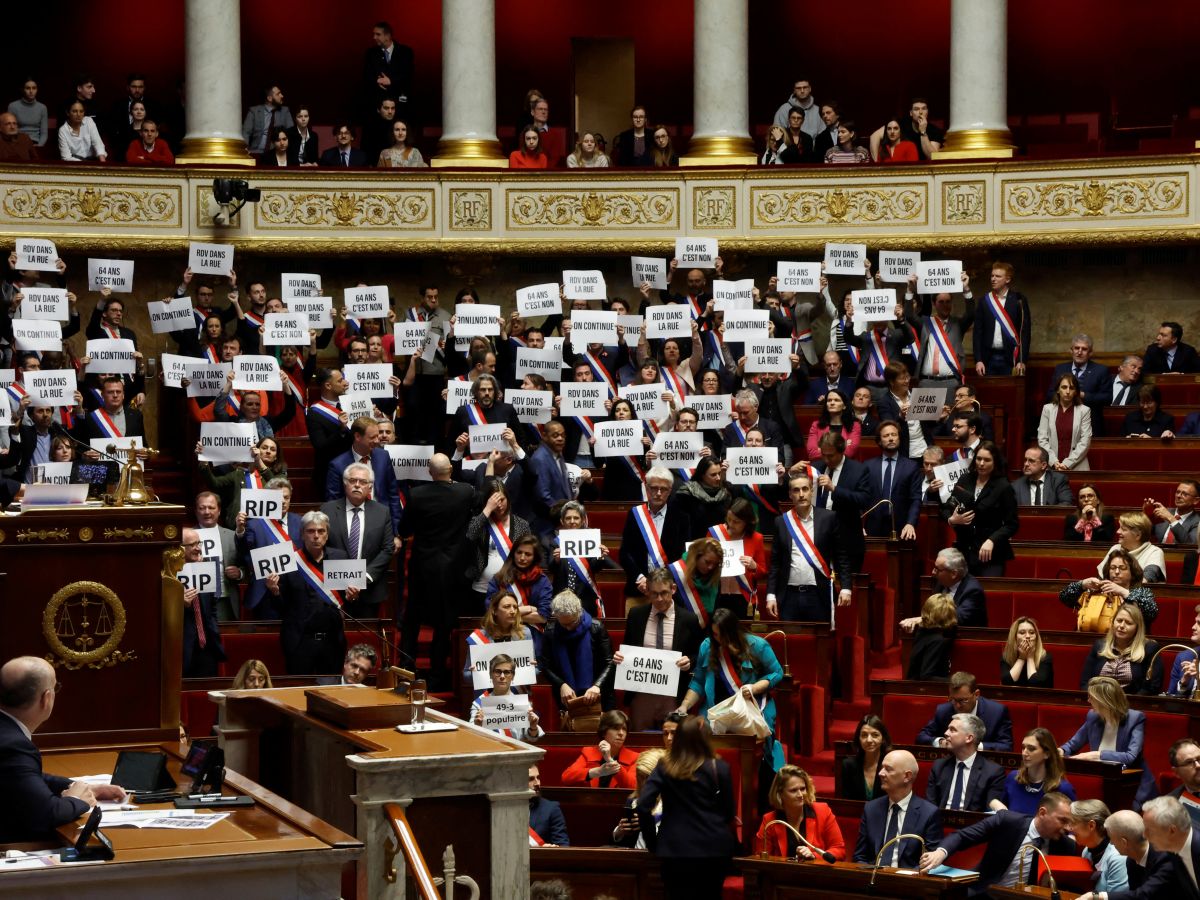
561, 710, 639, 789
755, 765, 846, 861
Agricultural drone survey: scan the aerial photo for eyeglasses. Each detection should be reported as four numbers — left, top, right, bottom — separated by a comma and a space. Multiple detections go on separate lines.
346, 478, 371, 486
493, 670, 515, 679
1175, 757, 1200, 769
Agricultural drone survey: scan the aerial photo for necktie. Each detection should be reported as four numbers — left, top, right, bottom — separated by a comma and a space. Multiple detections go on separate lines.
342, 150, 349, 166
950, 761, 966, 810
883, 803, 901, 866
1027, 837, 1044, 883
1031, 480, 1042, 506
1166, 518, 1177, 545
882, 456, 894, 499
654, 611, 665, 650
192, 593, 206, 649
349, 506, 362, 557
1116, 384, 1128, 405
1074, 367, 1082, 379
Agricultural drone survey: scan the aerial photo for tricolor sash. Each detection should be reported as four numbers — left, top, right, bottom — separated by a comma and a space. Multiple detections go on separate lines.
508, 335, 527, 349
100, 322, 121, 340
203, 344, 221, 364
903, 323, 921, 361
747, 483, 781, 517
558, 539, 602, 618
838, 320, 861, 365
310, 400, 342, 425
244, 310, 265, 330
987, 292, 1019, 351
668, 559, 707, 627
282, 366, 307, 409
632, 504, 668, 569
572, 416, 596, 440
5, 382, 27, 407
466, 627, 492, 647
660, 365, 688, 400
261, 518, 293, 548
708, 524, 755, 606
617, 455, 648, 501
685, 295, 704, 319
792, 328, 813, 358
717, 646, 766, 709
88, 386, 103, 407
88, 408, 122, 438
782, 511, 831, 580
926, 316, 962, 378
244, 469, 264, 490
952, 447, 970, 463
529, 827, 545, 847
866, 329, 889, 377
407, 308, 427, 323
465, 403, 488, 426
727, 420, 748, 447
583, 351, 617, 399
487, 518, 513, 558
224, 390, 241, 417
295, 552, 343, 608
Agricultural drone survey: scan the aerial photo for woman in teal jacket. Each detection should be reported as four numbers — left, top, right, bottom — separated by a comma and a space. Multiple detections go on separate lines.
674, 608, 786, 771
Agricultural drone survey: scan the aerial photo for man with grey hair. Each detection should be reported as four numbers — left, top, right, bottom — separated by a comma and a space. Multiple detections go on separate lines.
921, 445, 946, 502
540, 590, 614, 710
925, 713, 1005, 811
1142, 796, 1200, 892
1048, 333, 1109, 403
326, 415, 401, 536
723, 388, 789, 464
320, 461, 393, 617
1079, 807, 1189, 900
619, 465, 692, 615
902, 547, 986, 629
0, 656, 127, 842
1104, 355, 1144, 409
319, 643, 378, 686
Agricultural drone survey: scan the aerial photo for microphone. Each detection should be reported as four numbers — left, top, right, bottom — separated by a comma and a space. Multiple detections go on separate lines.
871, 833, 926, 886
1146, 643, 1199, 697
861, 498, 896, 540
1017, 841, 1060, 900
760, 818, 836, 863
336, 601, 418, 682
49, 420, 126, 466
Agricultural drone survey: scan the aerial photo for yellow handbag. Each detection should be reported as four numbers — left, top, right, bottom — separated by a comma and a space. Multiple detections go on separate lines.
1077, 592, 1118, 633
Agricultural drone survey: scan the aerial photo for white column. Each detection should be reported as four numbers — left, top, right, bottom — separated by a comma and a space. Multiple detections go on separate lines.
432, 0, 506, 167
938, 0, 1014, 158
177, 0, 250, 164
681, 0, 756, 165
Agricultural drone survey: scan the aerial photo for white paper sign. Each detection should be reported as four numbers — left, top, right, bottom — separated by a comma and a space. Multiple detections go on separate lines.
515, 347, 563, 382
0, 369, 13, 387
16, 287, 69, 321
712, 279, 754, 312
508, 389, 554, 424
469, 423, 508, 454
561, 382, 608, 417
744, 338, 793, 374
35, 461, 72, 484
24, 369, 77, 406
675, 237, 717, 268
720, 540, 746, 578
569, 310, 618, 346
158, 353, 192, 389
559, 528, 603, 559
345, 285, 389, 319
0, 403, 10, 427
480, 693, 531, 731
196, 526, 223, 562
631, 256, 668, 290
446, 378, 474, 414
619, 384, 667, 423
544, 337, 568, 369
188, 241, 234, 275
14, 238, 58, 271
185, 362, 231, 398
179, 561, 218, 594
592, 420, 642, 457
879, 251, 921, 284
84, 339, 136, 374
340, 393, 374, 420
469, 639, 537, 690
147, 297, 195, 334
90, 436, 142, 455
721, 309, 770, 344
644, 305, 690, 339
824, 242, 867, 275
851, 289, 897, 323
563, 270, 606, 301
281, 273, 321, 299
250, 542, 298, 579
241, 488, 285, 519
933, 459, 972, 504
263, 313, 308, 347
290, 296, 333, 329
615, 645, 682, 698
651, 432, 702, 468
454, 303, 501, 337
776, 262, 821, 293
908, 387, 949, 421
725, 447, 778, 485
87, 258, 134, 293
12, 320, 61, 351
344, 363, 394, 399
233, 355, 281, 392
324, 558, 367, 590
393, 321, 429, 356
515, 282, 561, 317
200, 422, 257, 464
385, 444, 434, 481
617, 315, 644, 347
689, 394, 734, 429
918, 260, 963, 294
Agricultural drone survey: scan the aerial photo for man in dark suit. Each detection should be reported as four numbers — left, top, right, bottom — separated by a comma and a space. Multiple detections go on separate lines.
854, 749, 942, 869
905, 273, 974, 390
1142, 796, 1200, 898
528, 765, 569, 846
745, 367, 807, 450
924, 713, 1006, 812
767, 469, 853, 622
1011, 445, 1074, 507
805, 350, 857, 404
933, 384, 995, 441
917, 671, 1013, 750
864, 420, 922, 539
1144, 322, 1200, 375
362, 21, 414, 121
266, 510, 355, 675
180, 527, 226, 677
306, 368, 353, 500
1046, 335, 1110, 402
1164, 739, 1200, 827
813, 429, 871, 573
850, 316, 911, 399
450, 374, 520, 451
468, 440, 530, 520
972, 262, 1032, 377
0, 656, 127, 842
935, 547, 987, 627
1148, 481, 1200, 546
919, 792, 1078, 894
73, 376, 145, 446
401, 453, 475, 689
326, 416, 402, 534
320, 462, 394, 618
722, 389, 789, 465
1090, 807, 1195, 900
86, 292, 138, 345
4, 404, 55, 482
319, 123, 369, 167
528, 420, 574, 535
1104, 355, 1145, 408
315, 644, 378, 686
620, 567, 704, 729
620, 466, 692, 615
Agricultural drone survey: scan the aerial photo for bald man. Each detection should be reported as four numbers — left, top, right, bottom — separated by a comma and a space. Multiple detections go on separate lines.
854, 749, 942, 869
0, 656, 126, 841
399, 452, 476, 689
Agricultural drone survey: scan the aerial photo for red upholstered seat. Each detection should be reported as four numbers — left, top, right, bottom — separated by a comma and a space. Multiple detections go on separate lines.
882, 695, 942, 744
181, 690, 218, 739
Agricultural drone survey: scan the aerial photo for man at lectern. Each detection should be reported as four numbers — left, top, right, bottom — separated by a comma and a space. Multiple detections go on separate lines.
0, 656, 127, 842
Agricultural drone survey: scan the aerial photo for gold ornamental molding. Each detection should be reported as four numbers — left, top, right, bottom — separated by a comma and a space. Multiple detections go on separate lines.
693, 186, 737, 229
255, 188, 436, 230
449, 188, 492, 231
942, 181, 988, 225
1001, 173, 1189, 223
42, 581, 136, 670
506, 188, 679, 229
751, 185, 927, 228
17, 527, 69, 543
1, 184, 180, 228
104, 526, 155, 541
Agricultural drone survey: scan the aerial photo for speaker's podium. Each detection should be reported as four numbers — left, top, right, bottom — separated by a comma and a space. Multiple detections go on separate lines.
738, 857, 979, 899
0, 502, 187, 745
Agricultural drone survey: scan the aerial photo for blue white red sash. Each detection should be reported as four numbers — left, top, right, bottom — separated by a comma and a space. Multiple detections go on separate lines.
310, 400, 342, 425
224, 390, 241, 417
5, 382, 27, 407
89, 408, 122, 438
57, 407, 73, 427
282, 366, 307, 408
407, 308, 427, 323
632, 504, 668, 569
674, 467, 692, 483
903, 323, 921, 361
465, 403, 488, 426
792, 328, 813, 358
717, 646, 766, 709
203, 344, 221, 364
583, 351, 617, 399
558, 539, 602, 618
746, 483, 781, 517
838, 321, 861, 365
708, 524, 755, 606
782, 511, 830, 580
952, 447, 971, 462
987, 292, 1019, 350
295, 552, 343, 608
508, 335, 527, 349
244, 310, 265, 330
88, 386, 103, 407
572, 416, 596, 440
926, 316, 962, 378
100, 322, 121, 340
244, 469, 264, 490
668, 559, 707, 627
487, 518, 513, 558
701, 329, 722, 366
466, 627, 492, 647
261, 518, 293, 547
511, 581, 530, 609
660, 365, 688, 400
529, 827, 545, 847
685, 295, 704, 319
866, 328, 889, 377
727, 420, 748, 447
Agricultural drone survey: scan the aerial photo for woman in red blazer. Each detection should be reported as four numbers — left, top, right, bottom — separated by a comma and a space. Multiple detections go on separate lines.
712, 498, 769, 619
755, 765, 846, 861
561, 710, 639, 789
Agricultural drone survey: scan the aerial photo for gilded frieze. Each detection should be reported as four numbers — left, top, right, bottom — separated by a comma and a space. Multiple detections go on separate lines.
255, 189, 435, 229
1002, 174, 1187, 222
751, 185, 927, 228
692, 187, 737, 229
1, 185, 179, 226
941, 181, 987, 225
507, 189, 678, 229
449, 189, 492, 231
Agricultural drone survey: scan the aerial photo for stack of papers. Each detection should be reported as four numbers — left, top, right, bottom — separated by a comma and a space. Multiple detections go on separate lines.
100, 809, 229, 829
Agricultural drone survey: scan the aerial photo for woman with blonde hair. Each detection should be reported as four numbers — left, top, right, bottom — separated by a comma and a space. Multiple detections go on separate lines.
1069, 799, 1128, 893
1060, 676, 1155, 807
754, 764, 845, 860
232, 659, 272, 690
760, 124, 788, 165
672, 536, 724, 625
1097, 511, 1165, 583
1000, 617, 1054, 687
906, 593, 958, 681
996, 727, 1074, 813
566, 131, 610, 168
1078, 602, 1162, 694
613, 748, 666, 848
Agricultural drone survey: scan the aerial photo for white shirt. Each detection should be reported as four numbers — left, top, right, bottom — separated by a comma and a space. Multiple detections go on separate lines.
990, 291, 1008, 350
882, 791, 914, 866
1099, 718, 1118, 752
650, 503, 667, 534
998, 819, 1043, 887
1179, 828, 1198, 890
787, 511, 818, 587
58, 117, 106, 161
944, 751, 978, 808
823, 461, 842, 510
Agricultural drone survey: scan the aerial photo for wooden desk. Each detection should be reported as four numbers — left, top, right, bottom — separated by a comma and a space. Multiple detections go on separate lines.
530, 847, 663, 899
738, 857, 976, 899
0, 743, 360, 899
989, 886, 1082, 900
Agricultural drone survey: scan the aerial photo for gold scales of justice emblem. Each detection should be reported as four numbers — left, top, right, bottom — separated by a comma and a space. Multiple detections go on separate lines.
42, 581, 136, 670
